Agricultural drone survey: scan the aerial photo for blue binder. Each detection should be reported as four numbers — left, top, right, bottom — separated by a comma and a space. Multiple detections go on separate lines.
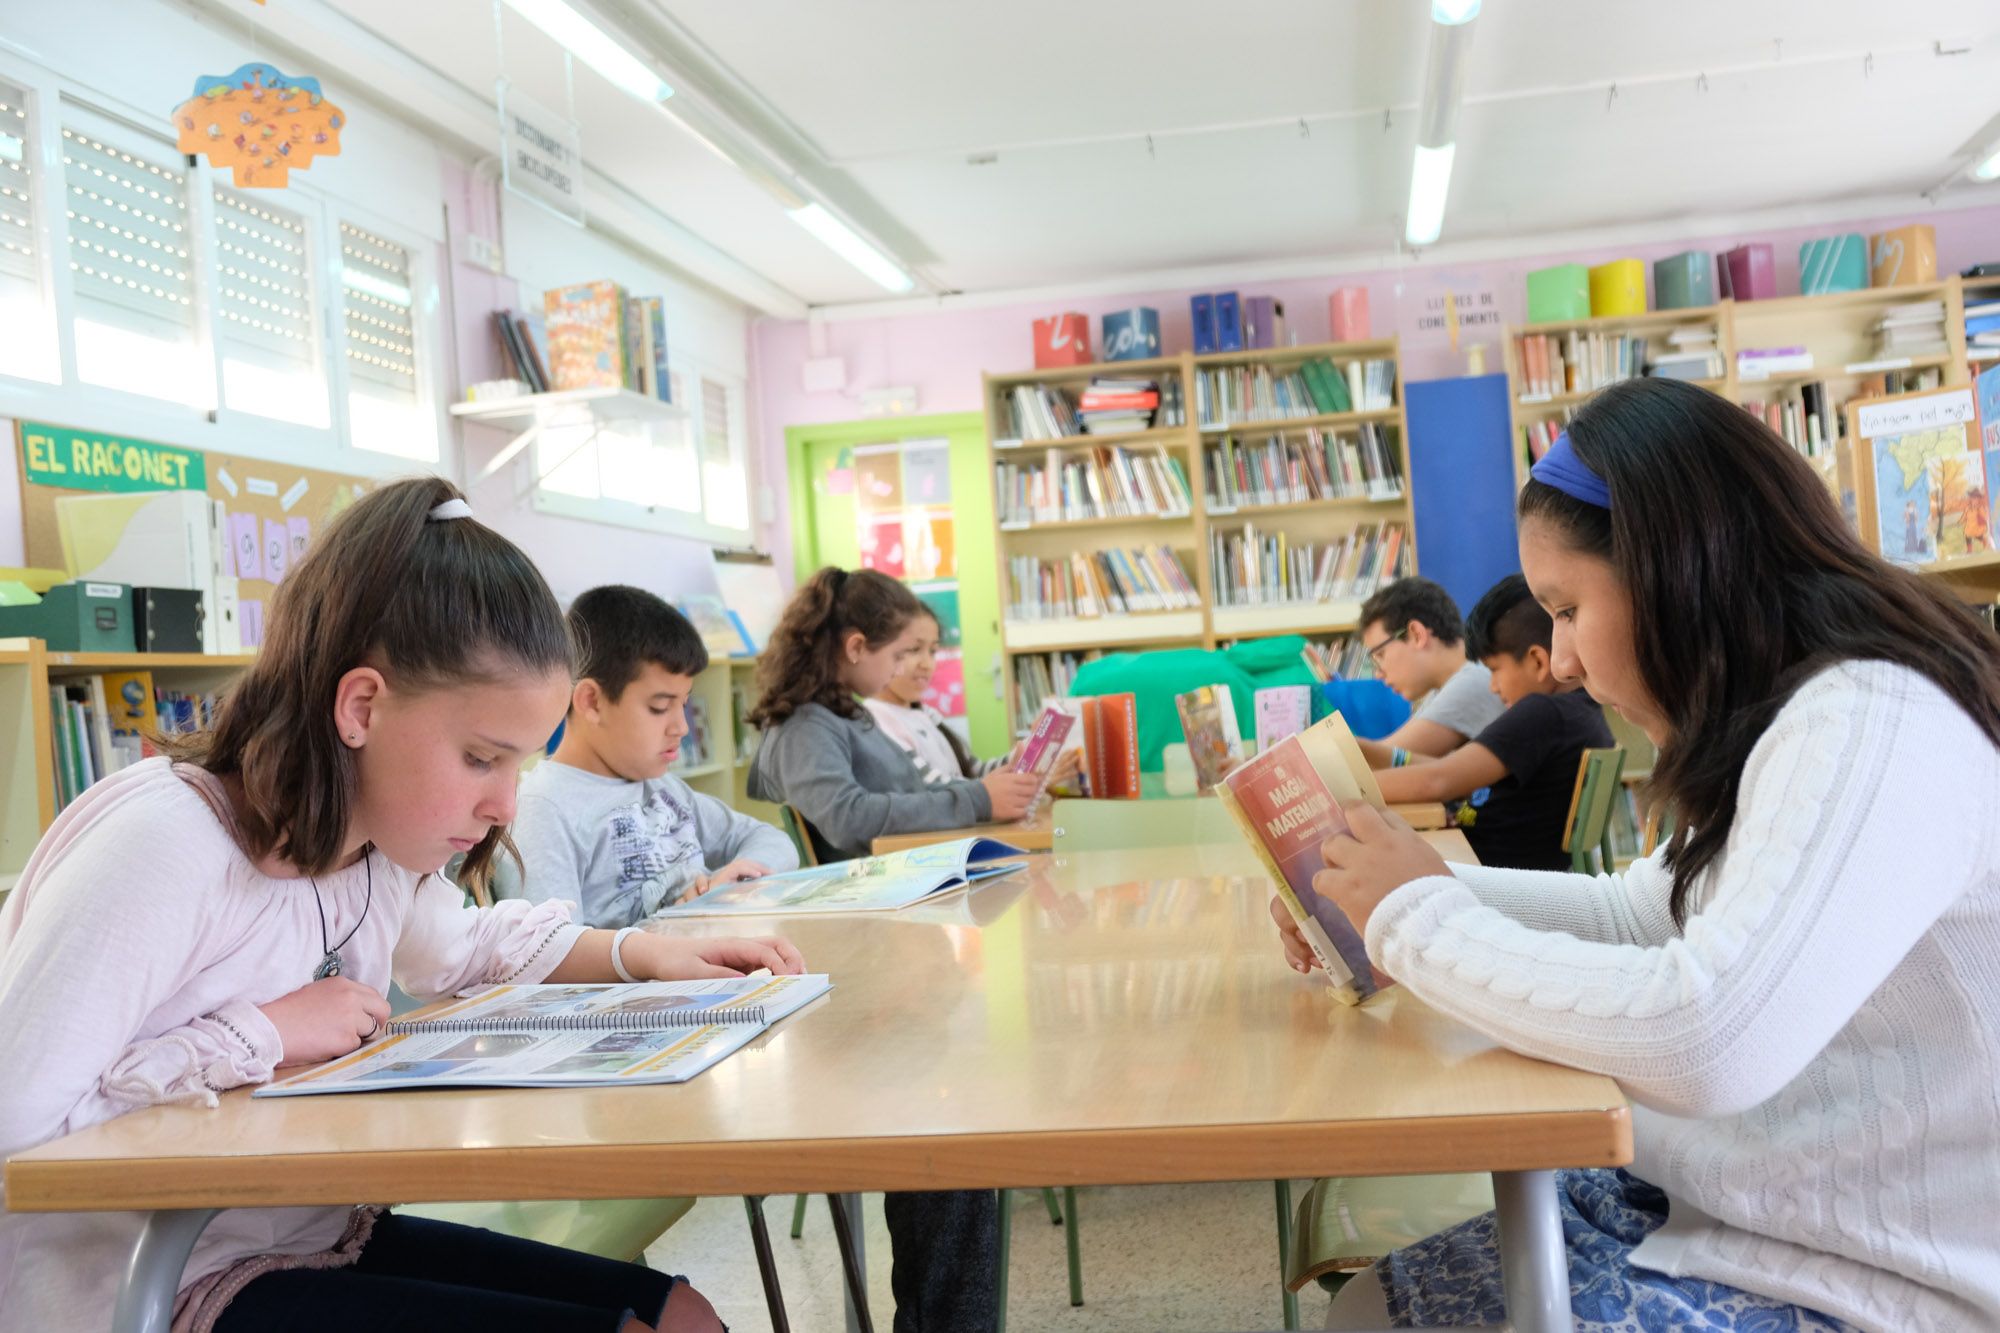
1215, 291, 1244, 351
1190, 294, 1217, 353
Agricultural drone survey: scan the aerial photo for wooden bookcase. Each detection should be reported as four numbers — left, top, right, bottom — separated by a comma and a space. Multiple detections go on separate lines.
982, 338, 1417, 733
0, 641, 770, 895
1502, 277, 1988, 490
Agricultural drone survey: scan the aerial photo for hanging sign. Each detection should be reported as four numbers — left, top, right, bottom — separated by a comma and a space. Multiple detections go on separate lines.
173, 62, 345, 188
19, 421, 205, 493
498, 80, 584, 226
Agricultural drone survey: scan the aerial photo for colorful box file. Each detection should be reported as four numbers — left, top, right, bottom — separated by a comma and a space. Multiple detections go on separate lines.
1869, 225, 1937, 288
1799, 234, 1868, 295
1717, 245, 1776, 302
1329, 287, 1371, 342
1526, 264, 1590, 323
1032, 313, 1092, 368
1100, 307, 1161, 361
1588, 260, 1647, 317
1653, 251, 1713, 310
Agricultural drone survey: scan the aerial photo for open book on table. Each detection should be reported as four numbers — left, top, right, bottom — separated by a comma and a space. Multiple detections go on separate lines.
256, 973, 831, 1095
1215, 711, 1393, 1007
653, 836, 1028, 918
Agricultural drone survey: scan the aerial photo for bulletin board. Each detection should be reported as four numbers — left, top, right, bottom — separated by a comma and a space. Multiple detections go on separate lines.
17, 420, 375, 643
1848, 386, 1990, 568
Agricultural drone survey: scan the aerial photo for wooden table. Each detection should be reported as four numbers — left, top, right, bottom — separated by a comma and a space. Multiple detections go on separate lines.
871, 801, 1450, 854
11, 836, 1626, 1333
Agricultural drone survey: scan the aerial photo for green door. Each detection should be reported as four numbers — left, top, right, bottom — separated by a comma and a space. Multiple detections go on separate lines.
784, 413, 1007, 760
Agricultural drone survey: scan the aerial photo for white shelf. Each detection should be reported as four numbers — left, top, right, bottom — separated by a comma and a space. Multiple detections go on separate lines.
1211, 602, 1364, 639
450, 386, 687, 430
1002, 611, 1205, 652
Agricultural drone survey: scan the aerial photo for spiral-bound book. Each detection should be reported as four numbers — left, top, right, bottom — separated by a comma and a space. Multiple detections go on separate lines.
255, 974, 831, 1096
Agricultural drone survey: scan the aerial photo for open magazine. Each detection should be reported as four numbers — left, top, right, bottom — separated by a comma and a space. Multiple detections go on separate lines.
1216, 712, 1390, 1006
654, 836, 1028, 918
256, 973, 831, 1096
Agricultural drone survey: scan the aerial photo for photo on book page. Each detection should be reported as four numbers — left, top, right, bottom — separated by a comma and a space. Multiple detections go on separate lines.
654, 836, 1028, 918
256, 974, 832, 1095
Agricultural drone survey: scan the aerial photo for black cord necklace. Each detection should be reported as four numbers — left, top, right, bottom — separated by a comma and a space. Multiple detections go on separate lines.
309, 848, 373, 981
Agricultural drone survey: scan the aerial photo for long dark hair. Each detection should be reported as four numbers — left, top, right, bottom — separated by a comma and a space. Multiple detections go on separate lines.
1519, 377, 2000, 924
748, 567, 922, 727
168, 477, 572, 896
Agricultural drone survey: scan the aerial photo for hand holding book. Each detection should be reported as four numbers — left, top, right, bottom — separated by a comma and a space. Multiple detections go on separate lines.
1290, 802, 1451, 980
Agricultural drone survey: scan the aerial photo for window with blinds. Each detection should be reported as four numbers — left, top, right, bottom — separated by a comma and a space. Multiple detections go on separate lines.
340, 218, 434, 459
61, 117, 207, 405
0, 76, 54, 383
699, 375, 750, 531
215, 187, 326, 427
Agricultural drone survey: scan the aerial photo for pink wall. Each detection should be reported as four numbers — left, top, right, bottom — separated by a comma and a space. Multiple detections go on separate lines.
751, 203, 2000, 577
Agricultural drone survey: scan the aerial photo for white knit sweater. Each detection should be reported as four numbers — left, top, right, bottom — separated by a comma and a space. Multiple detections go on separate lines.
1367, 660, 2000, 1333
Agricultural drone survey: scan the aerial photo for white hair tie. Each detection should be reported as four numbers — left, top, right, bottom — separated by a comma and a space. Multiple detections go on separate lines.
428, 498, 474, 522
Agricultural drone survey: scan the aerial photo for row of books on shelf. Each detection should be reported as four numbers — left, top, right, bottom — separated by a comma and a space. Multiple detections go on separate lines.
47, 673, 217, 811
995, 445, 1194, 525
1005, 547, 1200, 620
1300, 635, 1371, 682
1209, 521, 1411, 608
1516, 326, 1722, 400
998, 377, 1186, 441
493, 281, 674, 401
1012, 650, 1102, 723
1195, 358, 1393, 427
667, 697, 713, 772
1204, 424, 1403, 511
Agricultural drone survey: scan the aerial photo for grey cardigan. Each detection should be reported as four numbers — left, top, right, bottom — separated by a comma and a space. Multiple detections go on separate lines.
747, 701, 992, 860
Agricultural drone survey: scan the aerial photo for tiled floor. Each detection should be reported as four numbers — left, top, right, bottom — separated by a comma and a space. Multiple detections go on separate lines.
646, 1181, 1330, 1332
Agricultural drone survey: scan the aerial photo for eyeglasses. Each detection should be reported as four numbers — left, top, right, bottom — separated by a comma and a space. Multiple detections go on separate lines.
1363, 627, 1409, 666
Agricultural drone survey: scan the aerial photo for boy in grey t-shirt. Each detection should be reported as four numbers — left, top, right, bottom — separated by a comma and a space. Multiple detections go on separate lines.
508, 586, 796, 928
1350, 577, 1505, 768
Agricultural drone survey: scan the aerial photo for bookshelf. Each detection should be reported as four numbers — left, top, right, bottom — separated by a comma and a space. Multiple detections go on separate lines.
1502, 278, 1988, 490
450, 387, 688, 485
982, 337, 1417, 732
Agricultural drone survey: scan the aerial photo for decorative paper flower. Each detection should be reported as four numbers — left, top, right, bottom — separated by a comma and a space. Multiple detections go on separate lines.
173, 62, 344, 188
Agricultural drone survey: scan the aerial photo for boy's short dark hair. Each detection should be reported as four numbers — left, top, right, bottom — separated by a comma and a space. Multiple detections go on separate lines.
1358, 577, 1464, 646
567, 585, 709, 702
1465, 574, 1553, 662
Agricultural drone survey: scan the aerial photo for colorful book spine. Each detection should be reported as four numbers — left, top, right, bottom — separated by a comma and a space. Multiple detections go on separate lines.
543, 280, 629, 391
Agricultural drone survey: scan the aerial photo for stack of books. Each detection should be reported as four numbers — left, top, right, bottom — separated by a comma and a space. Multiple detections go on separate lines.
1868, 300, 1948, 364
1005, 547, 1201, 620
1741, 384, 1839, 459
1965, 297, 2000, 364
1646, 327, 1725, 381
1203, 424, 1403, 511
1736, 346, 1815, 381
1075, 377, 1162, 435
1515, 331, 1661, 399
1208, 521, 1411, 607
999, 383, 1083, 441
994, 445, 1193, 525
1300, 635, 1372, 682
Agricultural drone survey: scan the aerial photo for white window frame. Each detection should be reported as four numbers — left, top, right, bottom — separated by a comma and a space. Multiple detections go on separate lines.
0, 48, 448, 481
528, 349, 755, 545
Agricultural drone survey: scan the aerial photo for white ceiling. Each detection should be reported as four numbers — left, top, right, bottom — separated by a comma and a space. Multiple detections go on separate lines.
320, 0, 2000, 310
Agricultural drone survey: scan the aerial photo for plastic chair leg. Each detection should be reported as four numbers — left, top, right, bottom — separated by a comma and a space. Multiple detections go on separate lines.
825, 1194, 875, 1333
1063, 1186, 1083, 1307
1041, 1187, 1064, 1225
1275, 1178, 1299, 1330
789, 1192, 808, 1239
996, 1189, 1012, 1333
741, 1196, 791, 1333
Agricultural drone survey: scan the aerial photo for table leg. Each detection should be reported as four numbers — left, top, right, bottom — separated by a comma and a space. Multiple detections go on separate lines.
826, 1192, 874, 1333
112, 1207, 219, 1333
1492, 1170, 1569, 1333
742, 1196, 791, 1333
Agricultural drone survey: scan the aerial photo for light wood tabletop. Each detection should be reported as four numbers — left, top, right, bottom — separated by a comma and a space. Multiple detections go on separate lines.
869, 801, 1450, 854
9, 835, 1624, 1214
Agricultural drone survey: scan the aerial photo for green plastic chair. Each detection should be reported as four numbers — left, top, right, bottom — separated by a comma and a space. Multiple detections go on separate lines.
1563, 747, 1627, 875
1282, 1173, 1496, 1294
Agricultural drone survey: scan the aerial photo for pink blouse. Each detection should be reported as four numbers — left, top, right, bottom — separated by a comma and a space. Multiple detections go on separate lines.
0, 759, 586, 1331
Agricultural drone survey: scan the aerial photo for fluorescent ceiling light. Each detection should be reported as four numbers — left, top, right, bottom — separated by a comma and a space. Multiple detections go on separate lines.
1975, 144, 2000, 181
788, 203, 914, 293
1431, 0, 1481, 23
1405, 142, 1456, 247
502, 0, 673, 103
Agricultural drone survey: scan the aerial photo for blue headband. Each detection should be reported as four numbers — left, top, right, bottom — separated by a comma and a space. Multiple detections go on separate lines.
1530, 432, 1610, 509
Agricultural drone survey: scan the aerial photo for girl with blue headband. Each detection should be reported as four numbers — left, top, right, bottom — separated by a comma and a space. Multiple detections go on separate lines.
1280, 377, 2000, 1331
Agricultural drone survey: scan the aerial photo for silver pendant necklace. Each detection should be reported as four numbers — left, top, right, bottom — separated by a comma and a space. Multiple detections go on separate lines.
309, 849, 373, 981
